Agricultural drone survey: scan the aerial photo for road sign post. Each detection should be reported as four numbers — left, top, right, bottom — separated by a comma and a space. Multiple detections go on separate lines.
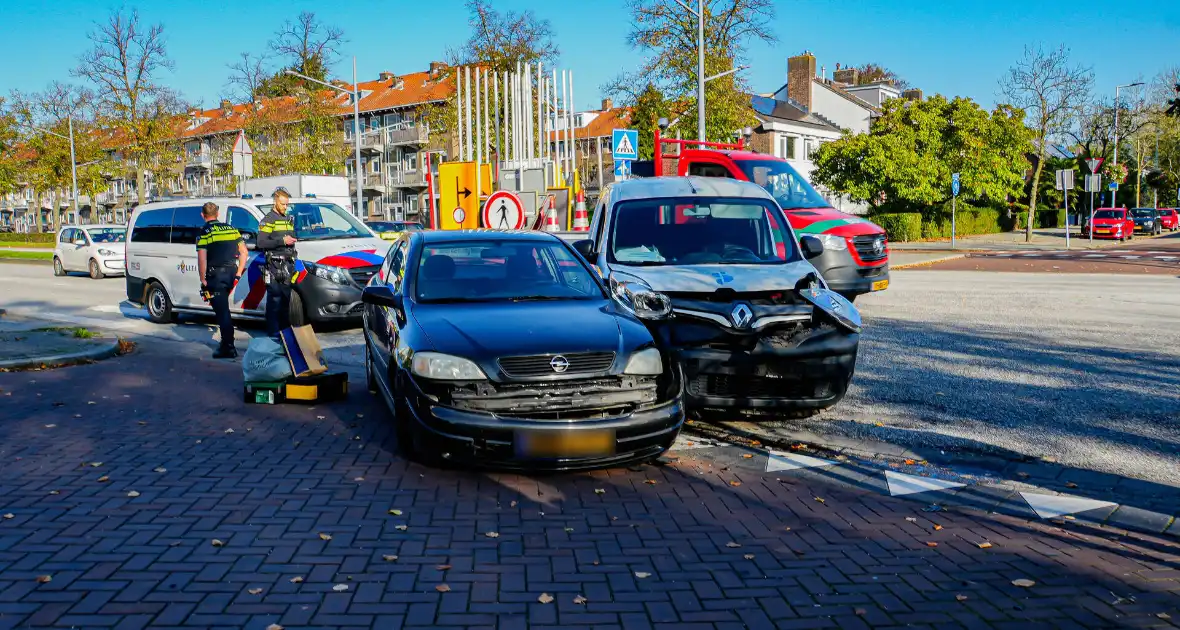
1054, 169, 1075, 249
231, 130, 253, 194
1084, 159, 1103, 246
951, 173, 960, 249
613, 159, 632, 180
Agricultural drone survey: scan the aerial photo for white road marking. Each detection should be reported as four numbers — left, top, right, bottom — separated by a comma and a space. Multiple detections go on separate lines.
765, 452, 838, 472
883, 471, 965, 496
1019, 492, 1117, 519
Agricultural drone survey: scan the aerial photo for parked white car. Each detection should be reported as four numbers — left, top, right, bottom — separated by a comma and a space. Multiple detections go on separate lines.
53, 225, 127, 279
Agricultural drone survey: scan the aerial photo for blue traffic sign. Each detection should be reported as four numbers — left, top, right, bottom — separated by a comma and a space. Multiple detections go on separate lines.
951, 172, 960, 197
613, 159, 632, 178
612, 129, 639, 161
1108, 181, 1118, 191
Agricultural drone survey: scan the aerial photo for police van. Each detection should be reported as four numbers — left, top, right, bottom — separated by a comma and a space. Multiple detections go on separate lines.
125, 196, 389, 326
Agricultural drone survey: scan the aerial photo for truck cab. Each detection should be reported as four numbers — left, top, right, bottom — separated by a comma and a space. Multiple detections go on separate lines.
572, 177, 862, 418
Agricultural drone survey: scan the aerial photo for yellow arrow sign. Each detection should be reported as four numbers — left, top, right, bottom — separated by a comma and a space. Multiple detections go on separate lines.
438, 162, 479, 230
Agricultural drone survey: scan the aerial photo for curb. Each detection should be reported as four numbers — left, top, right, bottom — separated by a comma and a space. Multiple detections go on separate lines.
891, 254, 967, 270
0, 257, 52, 266
0, 338, 122, 370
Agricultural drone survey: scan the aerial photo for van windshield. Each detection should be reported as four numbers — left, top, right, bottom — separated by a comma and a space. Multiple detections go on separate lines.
609, 198, 794, 266
256, 202, 370, 241
735, 160, 831, 210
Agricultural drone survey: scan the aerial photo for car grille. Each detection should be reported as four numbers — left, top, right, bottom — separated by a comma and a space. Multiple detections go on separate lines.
498, 352, 616, 378
688, 374, 829, 399
852, 235, 888, 263
349, 264, 380, 286
448, 376, 658, 419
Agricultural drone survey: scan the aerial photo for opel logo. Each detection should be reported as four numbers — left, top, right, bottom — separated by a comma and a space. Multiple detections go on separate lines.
550, 355, 570, 373
731, 304, 753, 328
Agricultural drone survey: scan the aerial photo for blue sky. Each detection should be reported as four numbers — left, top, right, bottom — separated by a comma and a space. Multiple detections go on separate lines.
2, 0, 1178, 113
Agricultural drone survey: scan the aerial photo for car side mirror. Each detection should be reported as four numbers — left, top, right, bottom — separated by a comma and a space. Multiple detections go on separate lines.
362, 284, 403, 310
572, 239, 595, 260
800, 235, 824, 260
74, 238, 87, 246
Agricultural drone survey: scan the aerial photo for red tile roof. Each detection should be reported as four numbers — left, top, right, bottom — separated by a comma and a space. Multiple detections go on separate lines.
547, 108, 632, 141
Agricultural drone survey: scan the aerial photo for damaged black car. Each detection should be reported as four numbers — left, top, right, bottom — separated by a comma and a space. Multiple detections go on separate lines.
361, 230, 684, 469
572, 176, 862, 418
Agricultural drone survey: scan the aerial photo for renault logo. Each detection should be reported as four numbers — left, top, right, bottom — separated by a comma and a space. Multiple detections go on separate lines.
550, 355, 570, 373
731, 304, 753, 328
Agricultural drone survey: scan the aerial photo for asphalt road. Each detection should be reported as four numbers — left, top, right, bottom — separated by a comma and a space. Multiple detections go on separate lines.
4, 260, 1179, 486
918, 231, 1180, 274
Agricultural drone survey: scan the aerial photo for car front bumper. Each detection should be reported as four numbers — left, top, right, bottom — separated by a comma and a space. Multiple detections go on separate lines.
100, 257, 125, 275
297, 273, 369, 324
401, 376, 685, 471
808, 247, 889, 297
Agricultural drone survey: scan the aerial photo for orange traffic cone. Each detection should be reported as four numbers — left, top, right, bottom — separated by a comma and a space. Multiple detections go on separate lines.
544, 195, 559, 232
572, 190, 589, 231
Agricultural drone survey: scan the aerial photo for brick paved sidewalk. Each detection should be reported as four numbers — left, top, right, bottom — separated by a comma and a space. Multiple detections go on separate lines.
0, 341, 1177, 629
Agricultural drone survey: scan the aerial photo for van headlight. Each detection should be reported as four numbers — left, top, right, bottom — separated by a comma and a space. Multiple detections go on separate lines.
624, 348, 663, 375
817, 234, 848, 251
411, 352, 487, 380
312, 263, 350, 285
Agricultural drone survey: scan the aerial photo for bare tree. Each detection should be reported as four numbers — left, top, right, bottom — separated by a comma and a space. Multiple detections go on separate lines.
73, 9, 185, 205
272, 11, 345, 80
225, 52, 271, 108
1000, 45, 1093, 242
453, 0, 559, 73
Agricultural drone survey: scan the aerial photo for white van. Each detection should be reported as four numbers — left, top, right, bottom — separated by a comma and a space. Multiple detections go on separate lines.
125, 197, 388, 326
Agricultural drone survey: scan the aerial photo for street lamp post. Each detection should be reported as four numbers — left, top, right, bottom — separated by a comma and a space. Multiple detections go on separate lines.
286, 56, 364, 219
20, 115, 79, 223
1112, 81, 1143, 209
673, 0, 749, 145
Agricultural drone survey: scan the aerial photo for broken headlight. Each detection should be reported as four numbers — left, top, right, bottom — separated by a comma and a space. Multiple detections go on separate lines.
624, 348, 663, 375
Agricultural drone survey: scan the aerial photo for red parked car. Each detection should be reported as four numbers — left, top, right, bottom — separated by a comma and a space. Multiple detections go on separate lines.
1158, 208, 1179, 231
1083, 208, 1135, 241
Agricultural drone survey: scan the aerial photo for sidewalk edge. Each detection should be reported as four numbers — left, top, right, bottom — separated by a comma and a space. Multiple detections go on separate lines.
0, 338, 121, 370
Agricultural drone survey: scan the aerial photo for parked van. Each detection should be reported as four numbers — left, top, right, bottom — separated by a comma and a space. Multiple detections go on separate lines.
125, 197, 387, 326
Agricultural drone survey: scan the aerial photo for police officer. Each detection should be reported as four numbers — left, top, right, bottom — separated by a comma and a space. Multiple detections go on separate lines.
256, 187, 299, 337
196, 202, 248, 359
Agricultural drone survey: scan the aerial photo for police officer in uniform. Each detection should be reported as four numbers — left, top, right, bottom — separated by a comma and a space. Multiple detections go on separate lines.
196, 202, 249, 359
256, 187, 299, 337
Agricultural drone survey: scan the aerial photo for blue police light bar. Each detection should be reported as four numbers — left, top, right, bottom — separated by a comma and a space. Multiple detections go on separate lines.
241, 195, 251, 199
306, 193, 316, 198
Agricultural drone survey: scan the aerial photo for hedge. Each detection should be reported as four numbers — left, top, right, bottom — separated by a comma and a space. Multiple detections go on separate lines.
872, 213, 922, 242
0, 232, 57, 243
872, 201, 1016, 241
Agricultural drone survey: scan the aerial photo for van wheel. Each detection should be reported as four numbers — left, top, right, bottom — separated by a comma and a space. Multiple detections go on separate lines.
89, 259, 104, 280
289, 290, 307, 327
53, 257, 66, 277
145, 281, 175, 324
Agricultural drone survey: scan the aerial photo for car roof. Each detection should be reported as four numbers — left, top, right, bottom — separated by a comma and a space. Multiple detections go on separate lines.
416, 229, 562, 244
61, 224, 124, 230
608, 176, 775, 204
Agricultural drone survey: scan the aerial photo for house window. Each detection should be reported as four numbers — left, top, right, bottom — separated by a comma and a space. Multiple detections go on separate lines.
778, 136, 796, 160
405, 152, 418, 172
803, 139, 813, 161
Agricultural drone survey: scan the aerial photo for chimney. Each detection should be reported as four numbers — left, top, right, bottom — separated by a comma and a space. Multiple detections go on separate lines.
832, 67, 859, 86
601, 98, 613, 111
902, 88, 923, 101
786, 52, 816, 112
220, 99, 233, 115
429, 61, 447, 77
379, 71, 395, 82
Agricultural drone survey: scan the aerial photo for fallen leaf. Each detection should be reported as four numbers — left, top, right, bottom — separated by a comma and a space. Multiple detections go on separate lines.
73, 414, 82, 418
290, 576, 304, 584
874, 422, 884, 427
564, 527, 574, 533
904, 459, 915, 465
955, 594, 968, 602
594, 489, 606, 495
509, 501, 518, 507
266, 625, 284, 630
354, 477, 364, 481
485, 531, 500, 538
1065, 482, 1078, 488
49, 490, 59, 495
741, 454, 753, 459
635, 572, 651, 579
90, 462, 103, 467
726, 541, 742, 548
644, 479, 657, 485
153, 467, 167, 473
814, 497, 825, 504
783, 527, 791, 531
317, 416, 325, 420
435, 584, 451, 592
436, 564, 452, 571
538, 593, 554, 604
127, 491, 140, 498
933, 525, 943, 531
854, 608, 866, 616
729, 481, 742, 487
388, 509, 403, 516
1011, 579, 1035, 588
318, 533, 332, 541
978, 542, 993, 549
44, 424, 56, 428
248, 588, 263, 595
926, 542, 938, 547
743, 554, 755, 560
2, 513, 13, 520
905, 517, 918, 522
36, 575, 52, 584
1158, 613, 1172, 620
382, 555, 398, 561
573, 595, 587, 605
138, 421, 146, 426
87, 401, 96, 405
97, 475, 109, 483
1016, 472, 1029, 478
224, 428, 234, 434
1063, 515, 1076, 521
211, 539, 225, 547
332, 584, 348, 592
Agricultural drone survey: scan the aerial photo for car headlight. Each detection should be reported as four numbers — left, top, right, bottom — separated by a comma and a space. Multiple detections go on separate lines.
313, 263, 350, 285
624, 347, 663, 375
410, 352, 487, 380
817, 234, 848, 251
97, 248, 117, 256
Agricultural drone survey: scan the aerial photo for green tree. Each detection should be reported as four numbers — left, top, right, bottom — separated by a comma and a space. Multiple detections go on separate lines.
811, 95, 1032, 211
608, 0, 776, 143
851, 63, 907, 88
246, 90, 347, 178
1000, 45, 1093, 241
0, 98, 19, 197
631, 84, 671, 160
453, 0, 558, 74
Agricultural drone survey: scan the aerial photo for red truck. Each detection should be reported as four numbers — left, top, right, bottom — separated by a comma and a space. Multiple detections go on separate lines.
644, 133, 890, 301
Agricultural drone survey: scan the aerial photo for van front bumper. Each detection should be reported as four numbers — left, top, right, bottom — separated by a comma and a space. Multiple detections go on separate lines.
297, 273, 369, 323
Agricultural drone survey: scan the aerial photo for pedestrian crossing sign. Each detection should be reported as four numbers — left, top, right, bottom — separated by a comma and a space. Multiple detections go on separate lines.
612, 129, 638, 161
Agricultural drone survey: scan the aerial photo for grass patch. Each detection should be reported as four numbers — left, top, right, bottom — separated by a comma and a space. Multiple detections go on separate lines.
71, 327, 99, 339
0, 250, 53, 261
0, 241, 54, 249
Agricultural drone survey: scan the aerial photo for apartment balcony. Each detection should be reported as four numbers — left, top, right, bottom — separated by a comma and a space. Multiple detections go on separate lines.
387, 126, 429, 147
351, 173, 386, 195
186, 151, 212, 169
359, 132, 384, 155
96, 191, 123, 205
388, 169, 427, 188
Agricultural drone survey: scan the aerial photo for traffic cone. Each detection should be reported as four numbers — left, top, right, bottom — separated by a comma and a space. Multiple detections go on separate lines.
544, 196, 559, 232
572, 190, 589, 231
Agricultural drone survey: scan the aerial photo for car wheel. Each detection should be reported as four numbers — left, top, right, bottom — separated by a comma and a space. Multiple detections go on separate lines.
391, 371, 444, 468
289, 290, 307, 328
53, 257, 66, 277
145, 281, 175, 324
89, 258, 104, 280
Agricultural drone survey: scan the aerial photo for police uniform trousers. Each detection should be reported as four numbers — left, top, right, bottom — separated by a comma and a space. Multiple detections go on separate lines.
265, 255, 294, 337
205, 263, 238, 351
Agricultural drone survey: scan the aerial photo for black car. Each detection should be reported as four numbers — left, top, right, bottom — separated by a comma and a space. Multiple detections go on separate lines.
361, 230, 685, 470
1130, 208, 1163, 235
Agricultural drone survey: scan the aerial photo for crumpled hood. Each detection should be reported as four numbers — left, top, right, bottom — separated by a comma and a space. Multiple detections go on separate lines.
412, 300, 628, 359
610, 261, 820, 294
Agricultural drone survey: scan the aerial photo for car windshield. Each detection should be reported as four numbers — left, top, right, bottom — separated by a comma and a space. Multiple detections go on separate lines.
87, 228, 126, 243
609, 198, 794, 266
256, 202, 369, 241
1131, 209, 1156, 217
734, 159, 831, 210
1093, 210, 1124, 219
415, 240, 605, 303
